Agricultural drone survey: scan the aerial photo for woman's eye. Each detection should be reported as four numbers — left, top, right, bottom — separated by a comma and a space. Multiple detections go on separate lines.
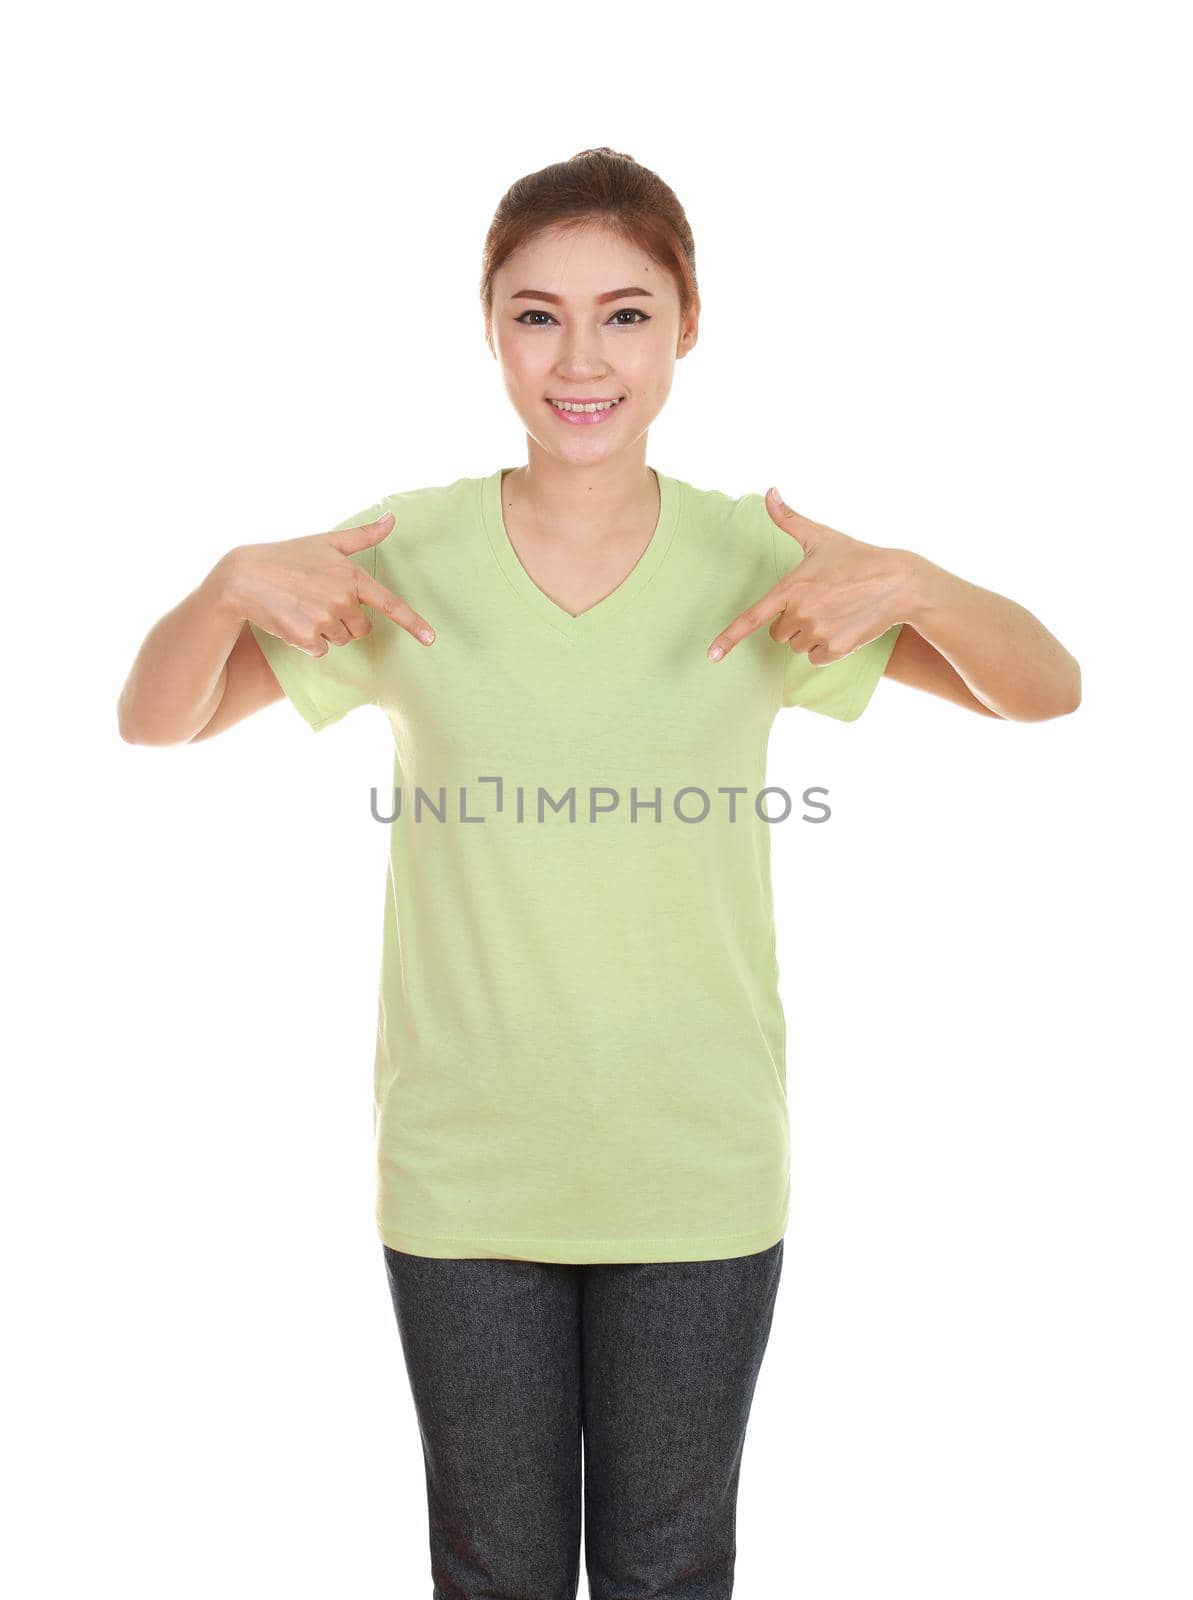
513, 308, 651, 327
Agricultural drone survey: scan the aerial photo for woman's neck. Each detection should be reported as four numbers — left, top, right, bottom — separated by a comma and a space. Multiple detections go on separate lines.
502, 457, 658, 547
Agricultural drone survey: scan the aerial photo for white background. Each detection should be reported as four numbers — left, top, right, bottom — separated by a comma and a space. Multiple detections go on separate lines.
5, 1, 1189, 1595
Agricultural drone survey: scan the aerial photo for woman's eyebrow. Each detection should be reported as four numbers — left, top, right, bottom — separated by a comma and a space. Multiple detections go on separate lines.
509, 286, 654, 304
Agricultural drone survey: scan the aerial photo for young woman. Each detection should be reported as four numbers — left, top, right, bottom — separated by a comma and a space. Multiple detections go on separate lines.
118, 148, 1081, 1599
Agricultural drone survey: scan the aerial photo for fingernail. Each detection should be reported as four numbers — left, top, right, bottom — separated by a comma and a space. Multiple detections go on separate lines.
419, 627, 435, 644
708, 643, 724, 661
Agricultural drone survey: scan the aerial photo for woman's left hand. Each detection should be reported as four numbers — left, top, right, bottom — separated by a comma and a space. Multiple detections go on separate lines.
708, 486, 910, 664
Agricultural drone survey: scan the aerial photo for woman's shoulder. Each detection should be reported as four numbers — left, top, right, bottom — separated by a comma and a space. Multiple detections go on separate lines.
667, 469, 766, 514
329, 474, 483, 538
372, 474, 484, 517
669, 474, 775, 551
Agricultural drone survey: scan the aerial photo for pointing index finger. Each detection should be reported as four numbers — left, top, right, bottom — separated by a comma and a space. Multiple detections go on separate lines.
707, 583, 788, 662
357, 572, 437, 646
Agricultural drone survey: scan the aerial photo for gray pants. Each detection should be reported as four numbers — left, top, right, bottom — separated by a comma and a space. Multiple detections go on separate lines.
382, 1239, 784, 1599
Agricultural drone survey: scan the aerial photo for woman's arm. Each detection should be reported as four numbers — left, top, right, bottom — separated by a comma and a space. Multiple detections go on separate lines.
117, 556, 267, 746
117, 509, 425, 746
709, 490, 1081, 725
885, 551, 1081, 722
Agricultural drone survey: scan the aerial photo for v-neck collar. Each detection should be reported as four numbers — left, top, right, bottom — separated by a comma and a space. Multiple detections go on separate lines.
479, 464, 681, 643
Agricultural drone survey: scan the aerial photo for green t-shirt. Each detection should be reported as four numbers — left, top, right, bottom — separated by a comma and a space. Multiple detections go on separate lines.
250, 467, 902, 1263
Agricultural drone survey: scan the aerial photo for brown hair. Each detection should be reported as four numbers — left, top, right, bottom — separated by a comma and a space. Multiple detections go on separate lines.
479, 148, 700, 341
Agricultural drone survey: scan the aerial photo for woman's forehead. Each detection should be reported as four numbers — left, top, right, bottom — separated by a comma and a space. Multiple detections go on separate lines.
496, 227, 667, 298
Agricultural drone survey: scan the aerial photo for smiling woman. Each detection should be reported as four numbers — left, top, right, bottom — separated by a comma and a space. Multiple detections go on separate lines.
116, 143, 1079, 1600
544, 394, 626, 423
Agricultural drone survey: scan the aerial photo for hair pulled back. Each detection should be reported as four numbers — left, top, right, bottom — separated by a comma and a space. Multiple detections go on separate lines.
480, 148, 699, 336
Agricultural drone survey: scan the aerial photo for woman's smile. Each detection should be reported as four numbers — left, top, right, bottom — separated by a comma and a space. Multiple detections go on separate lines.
545, 395, 626, 425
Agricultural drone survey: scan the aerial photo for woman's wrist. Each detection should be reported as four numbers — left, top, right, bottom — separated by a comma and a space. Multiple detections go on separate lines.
202, 547, 251, 627
889, 547, 953, 628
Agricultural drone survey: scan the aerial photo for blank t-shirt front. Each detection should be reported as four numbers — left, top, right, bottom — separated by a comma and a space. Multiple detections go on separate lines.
249, 467, 902, 1264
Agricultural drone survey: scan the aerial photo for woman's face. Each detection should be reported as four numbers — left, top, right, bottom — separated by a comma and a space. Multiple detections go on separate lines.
488, 220, 698, 466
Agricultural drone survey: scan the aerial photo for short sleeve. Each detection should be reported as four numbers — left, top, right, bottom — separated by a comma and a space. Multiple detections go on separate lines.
248, 498, 388, 732
769, 499, 903, 721
781, 621, 903, 720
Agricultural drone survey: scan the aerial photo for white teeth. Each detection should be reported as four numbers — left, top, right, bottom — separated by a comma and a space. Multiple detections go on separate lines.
548, 397, 622, 413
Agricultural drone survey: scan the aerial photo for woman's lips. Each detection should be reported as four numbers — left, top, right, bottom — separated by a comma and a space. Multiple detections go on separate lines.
545, 397, 625, 427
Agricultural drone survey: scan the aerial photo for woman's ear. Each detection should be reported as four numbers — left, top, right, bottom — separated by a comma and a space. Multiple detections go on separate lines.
678, 309, 700, 358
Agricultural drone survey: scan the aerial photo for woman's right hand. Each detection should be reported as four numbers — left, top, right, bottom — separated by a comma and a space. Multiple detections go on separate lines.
219, 511, 436, 653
